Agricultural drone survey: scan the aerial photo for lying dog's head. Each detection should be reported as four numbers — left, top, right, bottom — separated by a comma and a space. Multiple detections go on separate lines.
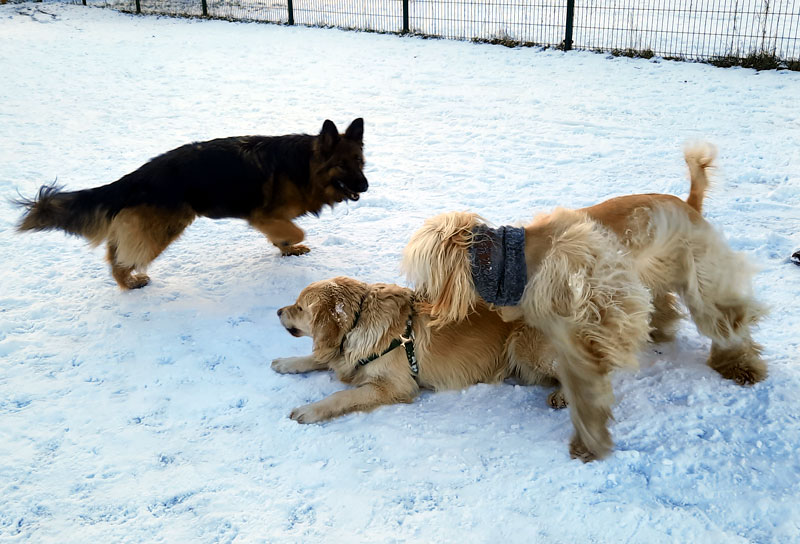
277, 276, 366, 343
314, 118, 368, 203
278, 276, 413, 365
402, 211, 485, 325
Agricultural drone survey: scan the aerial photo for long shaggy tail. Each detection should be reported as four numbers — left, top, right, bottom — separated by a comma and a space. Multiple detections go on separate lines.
15, 184, 111, 246
684, 142, 717, 213
402, 211, 484, 326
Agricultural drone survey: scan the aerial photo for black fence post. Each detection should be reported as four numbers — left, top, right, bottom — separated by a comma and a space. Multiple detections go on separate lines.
402, 0, 409, 33
201, 0, 207, 16
564, 0, 575, 51
135, 0, 140, 14
287, 0, 294, 25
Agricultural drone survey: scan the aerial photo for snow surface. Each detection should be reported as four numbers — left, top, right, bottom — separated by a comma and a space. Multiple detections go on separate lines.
1, 4, 799, 543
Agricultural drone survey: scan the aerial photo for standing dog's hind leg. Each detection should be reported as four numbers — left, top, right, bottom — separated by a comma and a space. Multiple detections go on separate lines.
107, 242, 149, 290
707, 339, 766, 385
649, 291, 684, 343
679, 234, 767, 385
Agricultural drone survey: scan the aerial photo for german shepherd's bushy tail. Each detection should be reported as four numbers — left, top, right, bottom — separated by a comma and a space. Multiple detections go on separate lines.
15, 183, 113, 247
684, 142, 717, 214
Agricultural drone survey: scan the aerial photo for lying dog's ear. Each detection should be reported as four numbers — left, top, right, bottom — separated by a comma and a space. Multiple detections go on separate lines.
345, 283, 411, 359
311, 305, 342, 364
309, 277, 368, 364
319, 119, 341, 155
344, 118, 364, 145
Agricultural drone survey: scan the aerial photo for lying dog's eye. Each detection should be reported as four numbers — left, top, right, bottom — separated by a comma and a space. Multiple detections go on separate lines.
296, 306, 303, 312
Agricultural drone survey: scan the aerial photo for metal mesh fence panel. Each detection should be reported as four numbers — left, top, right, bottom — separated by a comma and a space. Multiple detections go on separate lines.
409, 1, 567, 46
208, 0, 288, 23
572, 0, 799, 61
79, 0, 800, 64
292, 0, 401, 32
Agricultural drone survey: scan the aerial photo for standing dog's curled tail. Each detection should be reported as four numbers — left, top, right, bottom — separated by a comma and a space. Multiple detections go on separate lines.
15, 183, 112, 246
684, 142, 717, 214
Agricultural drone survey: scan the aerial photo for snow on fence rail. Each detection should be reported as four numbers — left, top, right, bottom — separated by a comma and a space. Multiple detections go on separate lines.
80, 0, 800, 65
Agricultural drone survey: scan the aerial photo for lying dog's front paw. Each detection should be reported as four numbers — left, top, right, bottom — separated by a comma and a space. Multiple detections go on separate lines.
271, 358, 298, 374
290, 403, 326, 424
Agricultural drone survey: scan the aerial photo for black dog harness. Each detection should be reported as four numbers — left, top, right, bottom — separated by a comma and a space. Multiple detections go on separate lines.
356, 313, 418, 377
469, 224, 527, 306
345, 297, 418, 377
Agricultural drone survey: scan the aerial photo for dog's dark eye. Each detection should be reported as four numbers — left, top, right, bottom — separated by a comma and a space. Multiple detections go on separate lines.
296, 305, 303, 312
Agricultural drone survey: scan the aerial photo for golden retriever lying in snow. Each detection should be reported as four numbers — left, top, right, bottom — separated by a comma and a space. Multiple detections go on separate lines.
401, 143, 767, 461
272, 277, 561, 423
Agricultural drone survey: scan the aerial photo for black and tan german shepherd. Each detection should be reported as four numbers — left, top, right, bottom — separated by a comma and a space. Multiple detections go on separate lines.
16, 118, 368, 289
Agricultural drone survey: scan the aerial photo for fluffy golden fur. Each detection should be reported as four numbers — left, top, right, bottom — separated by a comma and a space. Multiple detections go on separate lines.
402, 143, 767, 461
273, 277, 562, 423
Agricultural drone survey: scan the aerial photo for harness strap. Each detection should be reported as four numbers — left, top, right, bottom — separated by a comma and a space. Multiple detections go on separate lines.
356, 313, 418, 377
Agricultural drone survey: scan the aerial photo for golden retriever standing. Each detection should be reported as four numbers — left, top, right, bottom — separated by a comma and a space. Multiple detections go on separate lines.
273, 277, 561, 423
402, 143, 767, 461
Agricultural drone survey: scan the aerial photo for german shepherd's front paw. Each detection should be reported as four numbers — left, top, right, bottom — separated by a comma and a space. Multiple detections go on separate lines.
119, 273, 150, 290
130, 274, 151, 288
290, 403, 327, 424
281, 244, 310, 257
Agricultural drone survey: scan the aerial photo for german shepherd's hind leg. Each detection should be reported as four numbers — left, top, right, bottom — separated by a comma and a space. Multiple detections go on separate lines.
248, 215, 309, 256
107, 242, 150, 289
106, 206, 194, 289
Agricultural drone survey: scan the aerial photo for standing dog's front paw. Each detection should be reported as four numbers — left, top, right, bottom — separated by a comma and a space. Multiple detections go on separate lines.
569, 436, 599, 463
290, 403, 327, 424
547, 389, 568, 409
569, 432, 612, 463
281, 244, 310, 257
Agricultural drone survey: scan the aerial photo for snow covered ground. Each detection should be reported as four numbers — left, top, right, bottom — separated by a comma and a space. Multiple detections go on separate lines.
1, 4, 799, 543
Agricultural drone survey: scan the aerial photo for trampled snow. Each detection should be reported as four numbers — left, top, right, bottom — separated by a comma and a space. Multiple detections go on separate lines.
1, 4, 799, 543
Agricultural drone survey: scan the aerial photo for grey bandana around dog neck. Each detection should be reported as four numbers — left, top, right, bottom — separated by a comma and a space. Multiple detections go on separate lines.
469, 224, 527, 306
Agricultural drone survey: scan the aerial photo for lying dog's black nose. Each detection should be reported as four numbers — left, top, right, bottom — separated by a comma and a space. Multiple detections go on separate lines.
277, 308, 283, 317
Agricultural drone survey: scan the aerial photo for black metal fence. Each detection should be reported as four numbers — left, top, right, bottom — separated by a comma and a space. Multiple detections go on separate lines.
84, 0, 800, 67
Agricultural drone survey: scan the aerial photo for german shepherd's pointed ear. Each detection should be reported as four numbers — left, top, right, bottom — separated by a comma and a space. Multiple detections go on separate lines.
319, 119, 341, 155
344, 118, 364, 145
